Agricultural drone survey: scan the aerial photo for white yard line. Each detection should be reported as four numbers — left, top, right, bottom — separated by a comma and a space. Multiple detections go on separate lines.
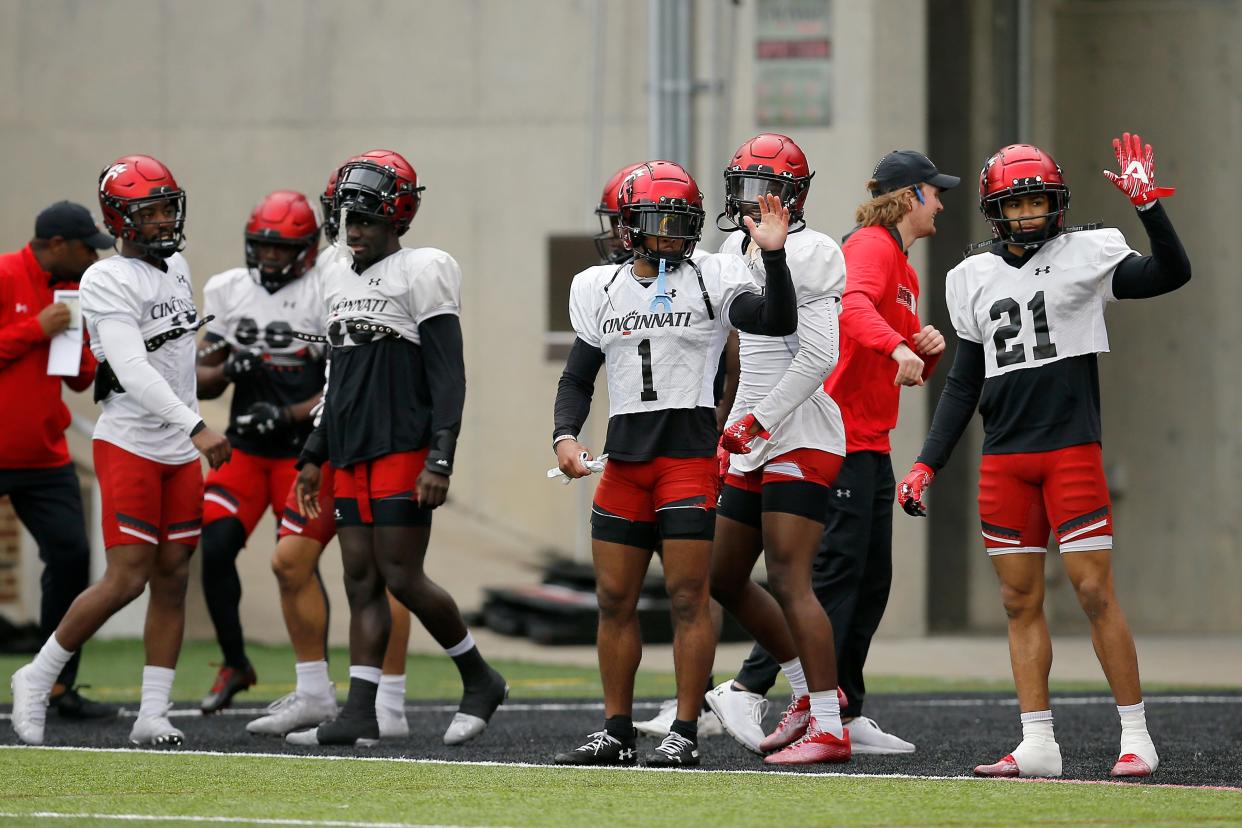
0, 814, 501, 828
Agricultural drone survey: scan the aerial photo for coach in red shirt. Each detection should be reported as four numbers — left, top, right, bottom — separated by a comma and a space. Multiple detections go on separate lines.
731, 151, 956, 753
0, 201, 115, 718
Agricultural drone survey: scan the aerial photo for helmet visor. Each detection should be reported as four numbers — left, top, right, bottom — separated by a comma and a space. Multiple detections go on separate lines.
629, 209, 702, 240
725, 174, 798, 207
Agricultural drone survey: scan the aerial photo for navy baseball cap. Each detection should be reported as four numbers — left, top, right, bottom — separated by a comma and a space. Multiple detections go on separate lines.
35, 201, 114, 249
869, 150, 960, 196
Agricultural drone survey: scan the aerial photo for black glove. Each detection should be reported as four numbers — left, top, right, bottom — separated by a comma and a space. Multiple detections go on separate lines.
234, 401, 292, 438
223, 346, 264, 380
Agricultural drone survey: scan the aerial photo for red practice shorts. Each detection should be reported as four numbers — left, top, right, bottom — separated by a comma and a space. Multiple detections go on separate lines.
591, 456, 718, 546
334, 448, 431, 527
203, 449, 299, 535
977, 443, 1113, 555
94, 439, 203, 550
277, 463, 337, 544
724, 448, 844, 494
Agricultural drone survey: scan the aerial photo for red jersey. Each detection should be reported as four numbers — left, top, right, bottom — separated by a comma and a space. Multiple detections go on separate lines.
0, 245, 97, 468
825, 226, 940, 453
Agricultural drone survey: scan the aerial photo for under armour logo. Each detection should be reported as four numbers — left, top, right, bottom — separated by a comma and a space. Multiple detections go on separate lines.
368, 278, 382, 286
16, 303, 28, 314
1035, 266, 1051, 275
333, 509, 342, 520
434, 459, 449, 467
283, 300, 296, 308
1120, 159, 1149, 184
668, 288, 677, 298
835, 488, 851, 498
177, 274, 189, 286
619, 748, 635, 760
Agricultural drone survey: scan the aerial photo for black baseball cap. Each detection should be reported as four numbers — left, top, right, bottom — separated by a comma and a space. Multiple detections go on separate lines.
869, 150, 960, 196
34, 201, 115, 249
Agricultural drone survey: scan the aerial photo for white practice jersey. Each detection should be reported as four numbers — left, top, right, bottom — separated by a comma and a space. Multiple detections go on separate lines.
202, 264, 328, 363
321, 247, 460, 348
569, 252, 758, 416
946, 229, 1137, 379
80, 252, 200, 464
722, 229, 847, 469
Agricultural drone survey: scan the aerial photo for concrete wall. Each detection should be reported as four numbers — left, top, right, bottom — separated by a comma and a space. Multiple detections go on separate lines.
3, 0, 932, 645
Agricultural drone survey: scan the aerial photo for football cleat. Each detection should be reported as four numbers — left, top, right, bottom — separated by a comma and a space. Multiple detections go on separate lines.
554, 730, 638, 766
246, 691, 338, 737
844, 716, 915, 754
645, 731, 700, 768
377, 704, 409, 740
1111, 752, 1157, 778
763, 717, 851, 765
286, 711, 379, 747
759, 694, 810, 753
200, 664, 257, 714
974, 739, 1062, 778
634, 698, 724, 739
129, 707, 185, 748
10, 664, 51, 746
704, 681, 770, 754
445, 669, 508, 746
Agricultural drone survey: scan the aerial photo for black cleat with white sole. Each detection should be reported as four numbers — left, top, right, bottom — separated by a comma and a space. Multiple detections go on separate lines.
645, 731, 700, 768
554, 730, 638, 766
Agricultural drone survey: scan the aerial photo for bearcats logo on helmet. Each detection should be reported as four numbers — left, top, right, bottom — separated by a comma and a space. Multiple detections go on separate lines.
617, 160, 705, 266
979, 144, 1070, 248
244, 191, 322, 292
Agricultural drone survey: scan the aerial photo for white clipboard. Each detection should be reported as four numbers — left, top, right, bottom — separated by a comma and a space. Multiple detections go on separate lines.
47, 290, 83, 376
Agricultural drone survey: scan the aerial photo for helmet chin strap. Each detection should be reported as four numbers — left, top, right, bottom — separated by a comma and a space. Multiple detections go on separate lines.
649, 257, 674, 314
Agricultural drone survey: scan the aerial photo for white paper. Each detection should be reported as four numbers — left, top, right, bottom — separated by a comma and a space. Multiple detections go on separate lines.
47, 290, 83, 376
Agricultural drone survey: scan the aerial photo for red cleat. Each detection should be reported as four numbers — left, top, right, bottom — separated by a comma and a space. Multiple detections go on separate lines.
764, 717, 851, 765
973, 754, 1021, 777
759, 694, 810, 752
1111, 753, 1155, 778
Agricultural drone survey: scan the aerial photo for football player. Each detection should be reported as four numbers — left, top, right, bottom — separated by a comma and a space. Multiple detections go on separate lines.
708, 134, 851, 765
10, 155, 231, 747
898, 134, 1190, 778
246, 171, 416, 740
287, 150, 507, 747
194, 190, 327, 713
551, 161, 797, 768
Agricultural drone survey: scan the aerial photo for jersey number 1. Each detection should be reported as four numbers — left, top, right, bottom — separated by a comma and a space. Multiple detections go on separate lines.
990, 291, 1058, 368
638, 339, 658, 401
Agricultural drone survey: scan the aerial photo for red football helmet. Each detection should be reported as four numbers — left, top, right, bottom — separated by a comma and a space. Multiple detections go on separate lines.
595, 162, 645, 264
979, 144, 1070, 247
332, 149, 424, 236
722, 133, 814, 232
98, 155, 186, 257
244, 191, 321, 291
618, 161, 705, 266
320, 167, 341, 243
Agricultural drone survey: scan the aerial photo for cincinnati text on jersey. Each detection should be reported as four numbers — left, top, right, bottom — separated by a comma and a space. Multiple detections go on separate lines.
601, 309, 695, 336
330, 296, 390, 315
151, 296, 196, 321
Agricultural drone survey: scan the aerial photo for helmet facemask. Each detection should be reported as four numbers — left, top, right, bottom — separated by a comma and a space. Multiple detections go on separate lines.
119, 192, 187, 259
982, 181, 1069, 248
332, 161, 423, 237
246, 234, 316, 292
719, 168, 812, 233
620, 204, 704, 267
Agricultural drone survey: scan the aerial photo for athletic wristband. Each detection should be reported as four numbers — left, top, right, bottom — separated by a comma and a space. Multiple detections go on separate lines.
425, 428, 458, 476
189, 420, 206, 437
552, 434, 578, 449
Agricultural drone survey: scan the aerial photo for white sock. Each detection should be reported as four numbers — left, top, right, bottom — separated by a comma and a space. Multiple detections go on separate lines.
444, 632, 475, 658
778, 658, 808, 699
349, 665, 382, 686
29, 635, 74, 690
294, 660, 332, 700
1019, 709, 1056, 744
809, 689, 843, 737
377, 674, 407, 713
1118, 701, 1157, 759
138, 666, 175, 719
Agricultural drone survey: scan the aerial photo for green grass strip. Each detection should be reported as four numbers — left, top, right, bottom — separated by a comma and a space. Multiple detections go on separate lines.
0, 749, 1239, 828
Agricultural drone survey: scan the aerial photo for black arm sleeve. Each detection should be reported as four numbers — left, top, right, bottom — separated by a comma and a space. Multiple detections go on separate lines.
419, 314, 467, 475
553, 337, 605, 445
1111, 202, 1192, 299
297, 421, 328, 469
727, 249, 798, 336
916, 339, 985, 472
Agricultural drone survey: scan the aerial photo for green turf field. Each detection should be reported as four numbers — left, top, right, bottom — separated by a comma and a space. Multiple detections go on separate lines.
1, 748, 1239, 828
2, 637, 1205, 705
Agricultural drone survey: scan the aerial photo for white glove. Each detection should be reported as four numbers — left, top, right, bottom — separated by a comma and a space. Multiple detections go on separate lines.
547, 452, 608, 484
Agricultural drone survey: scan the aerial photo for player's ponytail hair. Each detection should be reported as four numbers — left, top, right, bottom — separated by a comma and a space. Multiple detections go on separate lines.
855, 181, 919, 227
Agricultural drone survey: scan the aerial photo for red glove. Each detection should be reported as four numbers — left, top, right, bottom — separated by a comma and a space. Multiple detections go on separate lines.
717, 443, 732, 480
1102, 132, 1175, 207
720, 413, 770, 455
897, 463, 935, 517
